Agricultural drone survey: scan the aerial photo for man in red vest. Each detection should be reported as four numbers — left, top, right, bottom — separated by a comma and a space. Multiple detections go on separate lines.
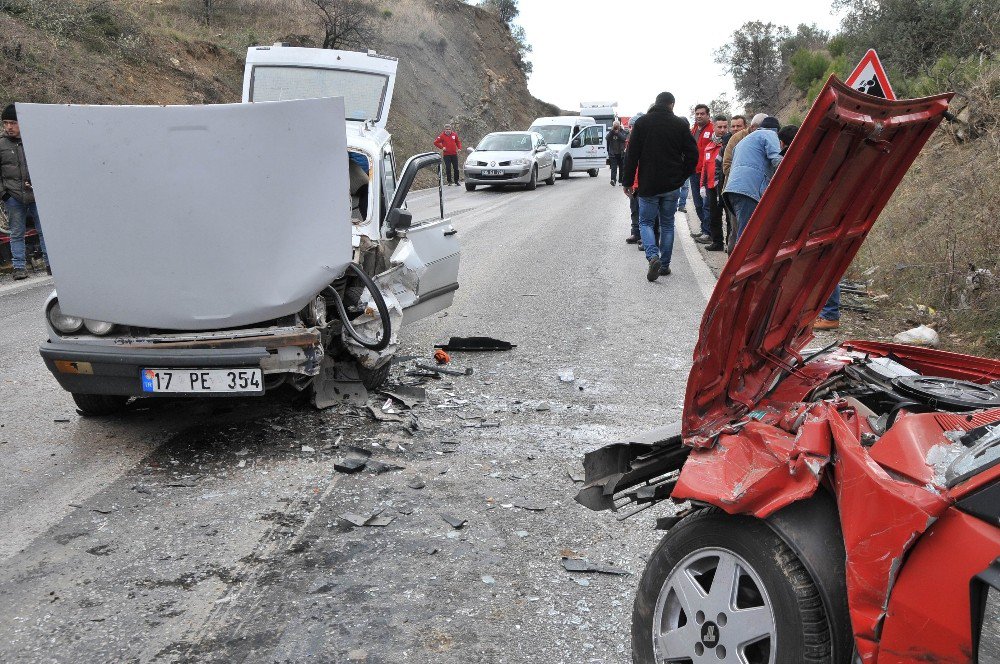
434, 124, 463, 186
699, 116, 728, 251
689, 104, 714, 241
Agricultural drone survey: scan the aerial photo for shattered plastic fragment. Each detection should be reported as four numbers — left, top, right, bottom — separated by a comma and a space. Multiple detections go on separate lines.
561, 557, 630, 576
435, 337, 516, 352
441, 513, 467, 529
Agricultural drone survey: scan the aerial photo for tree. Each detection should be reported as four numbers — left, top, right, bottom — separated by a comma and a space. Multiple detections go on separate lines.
715, 21, 791, 114
309, 0, 377, 51
481, 0, 518, 24
708, 94, 733, 118
511, 23, 532, 74
833, 0, 997, 77
780, 23, 830, 62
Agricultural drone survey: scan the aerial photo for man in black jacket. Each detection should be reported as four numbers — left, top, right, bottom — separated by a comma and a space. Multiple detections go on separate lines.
606, 120, 628, 185
1, 104, 49, 280
623, 92, 698, 281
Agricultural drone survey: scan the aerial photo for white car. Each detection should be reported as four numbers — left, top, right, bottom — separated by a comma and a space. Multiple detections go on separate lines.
463, 131, 556, 191
29, 46, 461, 415
528, 116, 608, 179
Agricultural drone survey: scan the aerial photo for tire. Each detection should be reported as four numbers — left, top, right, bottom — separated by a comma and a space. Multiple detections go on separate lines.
560, 157, 571, 179
72, 393, 129, 416
587, 168, 599, 177
525, 166, 537, 190
632, 509, 834, 664
465, 183, 476, 192
545, 167, 556, 185
356, 361, 390, 391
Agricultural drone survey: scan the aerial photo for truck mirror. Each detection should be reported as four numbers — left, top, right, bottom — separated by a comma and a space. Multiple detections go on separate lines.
385, 207, 412, 238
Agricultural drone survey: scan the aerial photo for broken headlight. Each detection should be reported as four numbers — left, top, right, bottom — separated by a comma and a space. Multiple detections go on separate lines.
83, 319, 115, 336
47, 300, 83, 334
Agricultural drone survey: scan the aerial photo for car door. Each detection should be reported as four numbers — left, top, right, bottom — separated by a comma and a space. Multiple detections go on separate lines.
533, 135, 553, 176
381, 152, 460, 324
579, 125, 607, 169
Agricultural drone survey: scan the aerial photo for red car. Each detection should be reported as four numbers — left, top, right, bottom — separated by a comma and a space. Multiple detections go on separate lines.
577, 77, 1000, 664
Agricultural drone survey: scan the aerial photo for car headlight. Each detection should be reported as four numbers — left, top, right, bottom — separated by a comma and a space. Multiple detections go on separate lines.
48, 301, 83, 334
512, 158, 530, 166
84, 319, 115, 336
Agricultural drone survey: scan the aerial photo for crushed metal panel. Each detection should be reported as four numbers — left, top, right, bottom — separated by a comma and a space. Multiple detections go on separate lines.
18, 98, 352, 329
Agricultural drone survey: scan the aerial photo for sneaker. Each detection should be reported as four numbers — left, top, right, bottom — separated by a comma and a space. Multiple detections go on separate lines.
610, 180, 616, 185
813, 318, 840, 331
637, 243, 645, 251
690, 231, 704, 239
705, 243, 725, 251
678, 206, 687, 212
695, 235, 713, 244
13, 268, 28, 280
659, 265, 671, 276
625, 235, 639, 244
646, 257, 661, 282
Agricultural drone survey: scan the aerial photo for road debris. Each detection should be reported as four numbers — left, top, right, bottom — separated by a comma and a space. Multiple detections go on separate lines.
558, 369, 575, 383
433, 349, 451, 364
407, 476, 426, 490
893, 324, 940, 346
441, 513, 467, 529
415, 363, 473, 377
367, 460, 405, 474
334, 457, 368, 474
481, 575, 495, 585
434, 336, 516, 352
366, 404, 404, 423
380, 386, 426, 409
561, 557, 630, 576
340, 509, 394, 528
512, 498, 547, 512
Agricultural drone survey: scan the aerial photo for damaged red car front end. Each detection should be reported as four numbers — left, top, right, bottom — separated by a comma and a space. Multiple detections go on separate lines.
576, 77, 1000, 663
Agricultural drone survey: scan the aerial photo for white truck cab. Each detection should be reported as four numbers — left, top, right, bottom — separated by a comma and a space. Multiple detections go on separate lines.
580, 101, 619, 130
527, 116, 607, 179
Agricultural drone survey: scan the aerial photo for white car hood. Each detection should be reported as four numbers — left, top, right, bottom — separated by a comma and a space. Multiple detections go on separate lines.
469, 150, 533, 162
19, 98, 352, 330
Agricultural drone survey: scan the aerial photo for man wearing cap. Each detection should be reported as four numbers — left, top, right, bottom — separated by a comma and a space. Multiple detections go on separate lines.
723, 115, 784, 241
1, 103, 49, 280
622, 92, 699, 282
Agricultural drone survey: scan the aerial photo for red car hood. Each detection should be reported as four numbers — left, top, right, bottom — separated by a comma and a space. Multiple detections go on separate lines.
683, 77, 953, 444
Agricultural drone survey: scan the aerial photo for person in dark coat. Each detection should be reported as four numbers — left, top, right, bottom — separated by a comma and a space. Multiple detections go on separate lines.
1, 103, 49, 280
622, 92, 699, 281
606, 120, 628, 186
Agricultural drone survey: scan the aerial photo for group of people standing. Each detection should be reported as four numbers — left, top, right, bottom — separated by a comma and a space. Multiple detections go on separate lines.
619, 93, 840, 329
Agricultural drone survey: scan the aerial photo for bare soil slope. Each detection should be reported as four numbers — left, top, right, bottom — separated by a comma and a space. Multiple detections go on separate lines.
0, 0, 559, 160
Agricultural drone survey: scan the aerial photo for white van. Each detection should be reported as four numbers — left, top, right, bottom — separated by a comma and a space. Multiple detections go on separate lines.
527, 116, 607, 179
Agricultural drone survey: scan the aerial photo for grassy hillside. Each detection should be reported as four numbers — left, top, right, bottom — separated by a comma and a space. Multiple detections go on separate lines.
0, 0, 559, 161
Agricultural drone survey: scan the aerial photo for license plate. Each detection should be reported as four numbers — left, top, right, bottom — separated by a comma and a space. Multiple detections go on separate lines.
141, 368, 263, 394
483, 169, 503, 176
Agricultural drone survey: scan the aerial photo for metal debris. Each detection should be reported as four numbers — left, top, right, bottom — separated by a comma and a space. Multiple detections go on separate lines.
441, 513, 467, 529
367, 404, 404, 423
415, 362, 473, 377
434, 336, 516, 352
380, 386, 427, 409
512, 498, 547, 512
561, 557, 631, 576
334, 457, 368, 474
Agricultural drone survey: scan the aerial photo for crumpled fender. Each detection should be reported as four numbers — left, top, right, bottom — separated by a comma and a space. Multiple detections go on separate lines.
673, 400, 954, 663
343, 277, 403, 370
672, 401, 835, 517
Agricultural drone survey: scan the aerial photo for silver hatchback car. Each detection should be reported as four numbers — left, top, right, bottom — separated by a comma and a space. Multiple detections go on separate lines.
463, 131, 556, 191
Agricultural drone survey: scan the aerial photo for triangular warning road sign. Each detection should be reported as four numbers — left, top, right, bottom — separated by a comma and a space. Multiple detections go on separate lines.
845, 49, 896, 100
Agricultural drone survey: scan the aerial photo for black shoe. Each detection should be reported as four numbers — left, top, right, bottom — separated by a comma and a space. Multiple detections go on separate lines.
625, 235, 639, 244
659, 265, 671, 276
13, 268, 28, 280
637, 243, 645, 251
610, 180, 616, 185
646, 257, 661, 282
695, 235, 713, 244
678, 206, 687, 212
691, 231, 704, 239
706, 243, 724, 251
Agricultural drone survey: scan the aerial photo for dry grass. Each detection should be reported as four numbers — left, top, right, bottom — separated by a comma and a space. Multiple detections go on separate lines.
855, 62, 1000, 356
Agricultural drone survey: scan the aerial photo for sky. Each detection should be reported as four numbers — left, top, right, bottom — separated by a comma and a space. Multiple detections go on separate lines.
516, 0, 844, 119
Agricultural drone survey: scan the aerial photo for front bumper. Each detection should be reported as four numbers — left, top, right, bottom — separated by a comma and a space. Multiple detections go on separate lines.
40, 328, 322, 397
464, 167, 532, 185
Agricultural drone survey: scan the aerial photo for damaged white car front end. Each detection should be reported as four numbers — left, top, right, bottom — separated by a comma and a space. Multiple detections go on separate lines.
29, 46, 460, 415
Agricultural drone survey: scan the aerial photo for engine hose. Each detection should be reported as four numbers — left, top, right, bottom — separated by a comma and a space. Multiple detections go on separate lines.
323, 263, 392, 351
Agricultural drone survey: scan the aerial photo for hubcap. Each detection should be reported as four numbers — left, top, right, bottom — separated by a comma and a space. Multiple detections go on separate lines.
651, 547, 776, 663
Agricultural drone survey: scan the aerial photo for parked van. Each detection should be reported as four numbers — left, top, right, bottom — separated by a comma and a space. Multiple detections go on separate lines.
527, 116, 607, 179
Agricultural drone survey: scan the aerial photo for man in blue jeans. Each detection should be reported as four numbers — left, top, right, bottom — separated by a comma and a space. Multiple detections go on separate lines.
622, 92, 698, 282
1, 104, 49, 280
689, 104, 714, 239
815, 285, 840, 330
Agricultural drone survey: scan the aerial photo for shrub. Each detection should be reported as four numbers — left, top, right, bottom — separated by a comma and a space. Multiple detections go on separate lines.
790, 48, 830, 92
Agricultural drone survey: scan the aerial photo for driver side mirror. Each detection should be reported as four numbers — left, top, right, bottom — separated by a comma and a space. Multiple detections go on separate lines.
571, 137, 582, 148
466, 147, 475, 154
535, 145, 547, 153
385, 207, 412, 238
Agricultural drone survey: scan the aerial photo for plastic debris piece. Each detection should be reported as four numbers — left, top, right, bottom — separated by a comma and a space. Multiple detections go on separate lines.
567, 467, 585, 483
482, 575, 495, 585
415, 362, 473, 377
334, 457, 368, 474
514, 530, 529, 538
380, 386, 426, 410
434, 336, 516, 352
441, 513, 467, 529
301, 445, 315, 453
559, 369, 575, 382
561, 557, 631, 576
892, 324, 940, 346
434, 348, 451, 364
367, 404, 404, 423
512, 498, 547, 512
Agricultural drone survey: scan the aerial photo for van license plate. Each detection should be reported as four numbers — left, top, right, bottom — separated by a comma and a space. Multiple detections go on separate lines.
141, 368, 263, 394
483, 169, 503, 176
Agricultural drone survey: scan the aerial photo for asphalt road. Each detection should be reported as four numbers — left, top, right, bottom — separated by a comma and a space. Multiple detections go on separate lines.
0, 175, 716, 663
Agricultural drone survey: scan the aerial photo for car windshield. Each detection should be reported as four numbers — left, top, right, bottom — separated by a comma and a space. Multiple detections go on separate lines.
529, 125, 571, 145
477, 134, 532, 152
250, 66, 389, 122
